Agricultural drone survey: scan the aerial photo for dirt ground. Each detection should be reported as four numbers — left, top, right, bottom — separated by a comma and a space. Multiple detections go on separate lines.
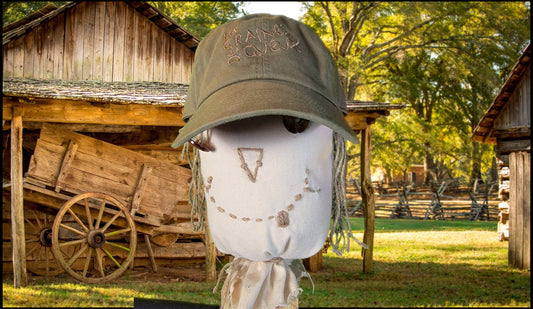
118, 264, 207, 283
4, 263, 208, 285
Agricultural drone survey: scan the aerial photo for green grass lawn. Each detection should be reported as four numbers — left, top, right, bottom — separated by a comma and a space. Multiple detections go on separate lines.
3, 218, 530, 307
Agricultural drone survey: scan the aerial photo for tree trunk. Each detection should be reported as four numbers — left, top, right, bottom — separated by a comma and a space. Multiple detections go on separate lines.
423, 146, 437, 185
490, 150, 498, 183
470, 142, 482, 183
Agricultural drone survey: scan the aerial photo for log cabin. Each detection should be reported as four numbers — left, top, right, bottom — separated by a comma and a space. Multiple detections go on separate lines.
472, 42, 530, 270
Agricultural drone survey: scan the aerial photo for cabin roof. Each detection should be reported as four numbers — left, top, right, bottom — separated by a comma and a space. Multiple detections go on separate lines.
472, 42, 531, 144
346, 101, 404, 114
3, 77, 188, 105
3, 77, 403, 113
2, 1, 402, 114
2, 1, 200, 50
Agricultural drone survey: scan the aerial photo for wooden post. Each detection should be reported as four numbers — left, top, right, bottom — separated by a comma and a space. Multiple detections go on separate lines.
204, 224, 217, 282
144, 234, 158, 273
360, 126, 375, 274
10, 106, 28, 287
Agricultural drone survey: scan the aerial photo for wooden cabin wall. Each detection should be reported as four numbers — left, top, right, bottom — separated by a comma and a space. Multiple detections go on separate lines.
494, 69, 531, 130
494, 69, 531, 162
508, 151, 530, 270
2, 1, 193, 83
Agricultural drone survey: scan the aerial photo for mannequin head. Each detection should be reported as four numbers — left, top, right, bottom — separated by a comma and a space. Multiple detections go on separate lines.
197, 115, 333, 261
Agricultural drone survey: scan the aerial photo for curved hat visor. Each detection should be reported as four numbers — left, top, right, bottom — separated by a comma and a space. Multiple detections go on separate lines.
171, 80, 357, 148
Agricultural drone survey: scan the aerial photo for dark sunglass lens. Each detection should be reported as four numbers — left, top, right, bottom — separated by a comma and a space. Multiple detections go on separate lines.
189, 139, 212, 152
282, 116, 310, 134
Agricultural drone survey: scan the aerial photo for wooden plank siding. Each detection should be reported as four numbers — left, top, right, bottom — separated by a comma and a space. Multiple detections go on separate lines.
3, 41, 14, 77
508, 152, 530, 270
2, 1, 194, 84
494, 70, 531, 131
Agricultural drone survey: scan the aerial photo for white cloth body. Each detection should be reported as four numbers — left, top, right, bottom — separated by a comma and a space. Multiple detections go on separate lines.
219, 258, 308, 309
199, 115, 333, 261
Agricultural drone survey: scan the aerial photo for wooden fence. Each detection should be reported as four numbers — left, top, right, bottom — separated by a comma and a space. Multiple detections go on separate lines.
347, 180, 500, 221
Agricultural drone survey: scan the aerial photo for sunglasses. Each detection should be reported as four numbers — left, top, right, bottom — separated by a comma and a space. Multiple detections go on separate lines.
188, 116, 310, 152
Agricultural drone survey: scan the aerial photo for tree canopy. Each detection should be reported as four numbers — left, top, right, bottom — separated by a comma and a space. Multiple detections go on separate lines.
303, 1, 530, 185
148, 1, 244, 38
2, 2, 243, 38
2, 1, 67, 26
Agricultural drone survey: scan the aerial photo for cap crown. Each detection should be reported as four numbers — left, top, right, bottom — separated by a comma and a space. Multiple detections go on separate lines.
183, 14, 347, 121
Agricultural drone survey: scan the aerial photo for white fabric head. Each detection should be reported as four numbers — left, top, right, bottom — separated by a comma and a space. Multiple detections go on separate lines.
199, 115, 333, 261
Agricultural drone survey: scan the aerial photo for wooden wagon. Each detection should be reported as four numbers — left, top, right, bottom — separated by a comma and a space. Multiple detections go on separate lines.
15, 123, 199, 283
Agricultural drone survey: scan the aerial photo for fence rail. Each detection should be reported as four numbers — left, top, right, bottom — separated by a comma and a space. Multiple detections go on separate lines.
347, 179, 500, 221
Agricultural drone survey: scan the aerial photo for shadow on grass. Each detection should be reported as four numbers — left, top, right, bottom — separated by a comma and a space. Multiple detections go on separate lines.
2, 273, 218, 307
349, 217, 498, 233
297, 256, 530, 307
2, 254, 529, 307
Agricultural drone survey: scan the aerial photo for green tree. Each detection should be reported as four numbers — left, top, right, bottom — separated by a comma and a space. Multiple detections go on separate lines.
2, 1, 66, 26
377, 2, 530, 184
148, 1, 244, 38
303, 1, 530, 185
3, 2, 244, 39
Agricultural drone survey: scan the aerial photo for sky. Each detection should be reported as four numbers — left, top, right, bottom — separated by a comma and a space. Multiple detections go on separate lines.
242, 2, 305, 20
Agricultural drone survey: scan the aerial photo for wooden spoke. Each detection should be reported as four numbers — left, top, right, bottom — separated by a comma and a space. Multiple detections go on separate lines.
59, 247, 71, 259
105, 228, 131, 238
59, 238, 86, 248
45, 247, 50, 277
35, 246, 44, 265
59, 223, 87, 237
83, 248, 93, 278
25, 242, 41, 257
101, 247, 122, 268
84, 198, 94, 230
105, 241, 131, 252
95, 249, 105, 277
32, 210, 43, 230
94, 198, 107, 229
100, 211, 122, 233
67, 244, 88, 267
67, 208, 89, 232
24, 217, 39, 234
26, 233, 39, 243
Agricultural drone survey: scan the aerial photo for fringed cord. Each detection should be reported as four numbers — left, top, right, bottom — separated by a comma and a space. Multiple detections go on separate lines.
329, 133, 367, 256
180, 143, 206, 232
213, 259, 233, 294
213, 258, 315, 294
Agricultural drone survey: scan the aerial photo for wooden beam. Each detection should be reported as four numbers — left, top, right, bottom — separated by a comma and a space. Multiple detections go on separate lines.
3, 97, 186, 127
20, 122, 146, 133
10, 106, 28, 287
144, 234, 158, 273
360, 126, 375, 274
54, 140, 78, 192
204, 223, 216, 283
131, 164, 152, 216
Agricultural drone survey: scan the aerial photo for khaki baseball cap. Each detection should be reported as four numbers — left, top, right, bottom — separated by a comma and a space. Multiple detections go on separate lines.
171, 14, 357, 148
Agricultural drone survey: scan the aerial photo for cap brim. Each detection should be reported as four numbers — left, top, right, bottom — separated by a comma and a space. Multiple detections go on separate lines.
171, 80, 357, 148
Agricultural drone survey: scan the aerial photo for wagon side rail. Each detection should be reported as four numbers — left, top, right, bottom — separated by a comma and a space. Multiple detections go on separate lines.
25, 123, 192, 224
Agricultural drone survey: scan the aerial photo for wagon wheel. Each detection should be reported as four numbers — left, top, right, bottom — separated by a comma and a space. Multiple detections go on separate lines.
51, 192, 137, 283
24, 209, 64, 276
